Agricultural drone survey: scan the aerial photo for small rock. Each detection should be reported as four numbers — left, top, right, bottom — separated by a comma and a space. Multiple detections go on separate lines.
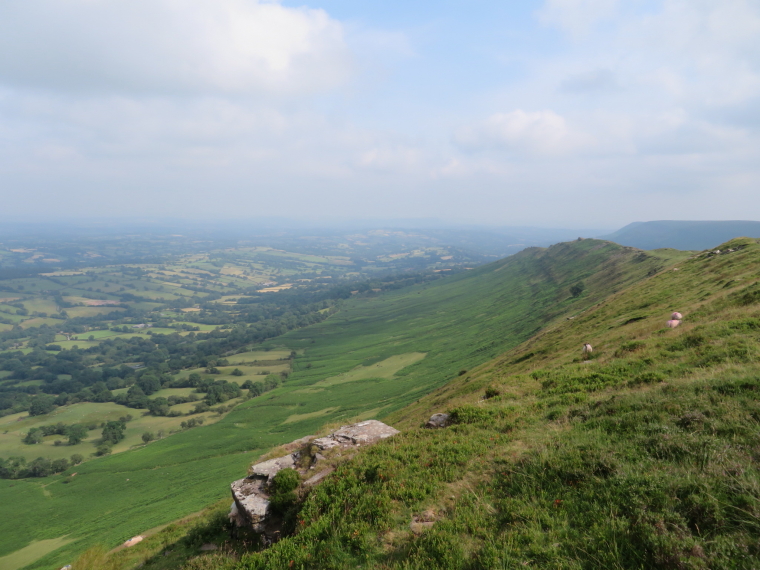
200, 543, 218, 551
425, 413, 451, 429
123, 536, 143, 548
250, 454, 296, 481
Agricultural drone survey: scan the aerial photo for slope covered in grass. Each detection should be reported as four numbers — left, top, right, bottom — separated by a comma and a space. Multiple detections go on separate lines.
2, 239, 680, 569
216, 237, 760, 570
277, 239, 685, 421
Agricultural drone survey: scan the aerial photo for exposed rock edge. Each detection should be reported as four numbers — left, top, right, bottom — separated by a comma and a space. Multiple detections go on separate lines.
229, 420, 399, 540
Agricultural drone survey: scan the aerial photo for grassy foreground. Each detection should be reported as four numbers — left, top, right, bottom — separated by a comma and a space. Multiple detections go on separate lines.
2, 239, 684, 569
94, 237, 760, 570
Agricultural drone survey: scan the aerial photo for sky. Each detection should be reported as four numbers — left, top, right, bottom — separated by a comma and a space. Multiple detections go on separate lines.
0, 0, 759, 228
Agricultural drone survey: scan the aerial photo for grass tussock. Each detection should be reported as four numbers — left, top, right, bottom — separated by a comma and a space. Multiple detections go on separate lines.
72, 546, 122, 570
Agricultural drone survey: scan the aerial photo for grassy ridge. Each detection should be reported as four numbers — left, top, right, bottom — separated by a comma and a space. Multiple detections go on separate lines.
281, 240, 685, 415
217, 237, 760, 570
3, 240, 680, 569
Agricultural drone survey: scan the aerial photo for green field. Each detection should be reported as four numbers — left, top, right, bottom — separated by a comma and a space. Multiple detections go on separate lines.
226, 349, 293, 364
0, 537, 73, 570
0, 239, 687, 569
0, 402, 227, 462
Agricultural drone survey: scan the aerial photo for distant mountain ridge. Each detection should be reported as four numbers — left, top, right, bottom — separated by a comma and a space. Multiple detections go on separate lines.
603, 220, 760, 250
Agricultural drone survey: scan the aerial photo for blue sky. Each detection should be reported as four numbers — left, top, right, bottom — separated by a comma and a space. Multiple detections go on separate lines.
0, 0, 758, 227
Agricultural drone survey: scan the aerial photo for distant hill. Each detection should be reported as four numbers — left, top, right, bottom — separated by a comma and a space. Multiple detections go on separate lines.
603, 220, 760, 250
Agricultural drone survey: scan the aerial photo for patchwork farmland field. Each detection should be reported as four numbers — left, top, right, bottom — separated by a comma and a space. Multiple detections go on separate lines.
0, 229, 507, 567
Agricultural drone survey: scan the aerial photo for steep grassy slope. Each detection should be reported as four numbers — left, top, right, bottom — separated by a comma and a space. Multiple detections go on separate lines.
2, 240, 681, 570
205, 238, 760, 570
278, 239, 684, 421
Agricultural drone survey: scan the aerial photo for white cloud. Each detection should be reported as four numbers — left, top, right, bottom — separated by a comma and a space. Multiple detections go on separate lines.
620, 0, 760, 106
358, 146, 422, 172
537, 0, 618, 37
1, 0, 760, 226
560, 69, 619, 93
455, 110, 594, 155
0, 0, 352, 96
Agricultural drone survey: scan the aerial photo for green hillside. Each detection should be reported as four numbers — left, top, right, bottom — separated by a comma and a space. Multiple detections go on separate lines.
210, 237, 760, 570
0, 239, 680, 570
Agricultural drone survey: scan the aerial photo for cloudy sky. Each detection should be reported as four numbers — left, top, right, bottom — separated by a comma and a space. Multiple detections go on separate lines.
1, 0, 758, 227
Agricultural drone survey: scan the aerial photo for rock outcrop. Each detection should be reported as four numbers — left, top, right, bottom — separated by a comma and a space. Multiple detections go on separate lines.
229, 420, 399, 541
425, 413, 451, 428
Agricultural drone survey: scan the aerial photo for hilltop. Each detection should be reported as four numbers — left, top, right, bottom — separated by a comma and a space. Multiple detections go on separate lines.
81, 236, 760, 570
0, 239, 685, 569
603, 220, 760, 251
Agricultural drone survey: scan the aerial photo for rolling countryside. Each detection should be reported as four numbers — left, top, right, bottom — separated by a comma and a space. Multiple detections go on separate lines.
0, 238, 686, 569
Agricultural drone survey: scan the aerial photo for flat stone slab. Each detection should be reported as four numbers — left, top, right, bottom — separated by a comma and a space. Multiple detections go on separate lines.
312, 437, 340, 450
331, 420, 400, 445
250, 454, 296, 480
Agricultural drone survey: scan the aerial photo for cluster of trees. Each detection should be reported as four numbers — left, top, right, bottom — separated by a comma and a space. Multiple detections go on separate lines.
145, 397, 180, 417
0, 453, 83, 479
22, 415, 132, 455
23, 422, 90, 445
196, 379, 242, 405
242, 375, 280, 397
179, 417, 204, 430
0, 314, 301, 412
94, 419, 128, 456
